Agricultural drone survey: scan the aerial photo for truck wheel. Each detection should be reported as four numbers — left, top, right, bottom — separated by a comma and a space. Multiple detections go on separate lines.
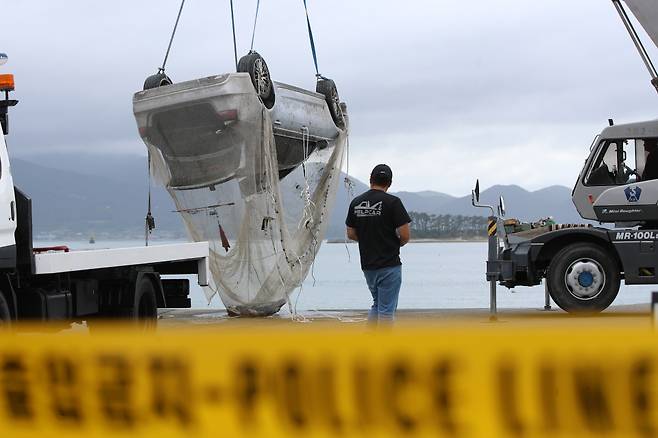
238, 52, 275, 108
0, 293, 10, 327
317, 78, 345, 129
115, 277, 158, 329
547, 243, 620, 313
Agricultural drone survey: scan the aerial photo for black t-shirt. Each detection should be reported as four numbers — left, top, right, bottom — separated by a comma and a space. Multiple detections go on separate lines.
345, 189, 411, 270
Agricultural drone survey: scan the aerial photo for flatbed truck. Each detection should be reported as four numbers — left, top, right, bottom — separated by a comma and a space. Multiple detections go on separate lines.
0, 63, 208, 328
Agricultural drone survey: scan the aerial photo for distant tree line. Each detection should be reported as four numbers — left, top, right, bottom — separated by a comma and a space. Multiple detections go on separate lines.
408, 211, 487, 239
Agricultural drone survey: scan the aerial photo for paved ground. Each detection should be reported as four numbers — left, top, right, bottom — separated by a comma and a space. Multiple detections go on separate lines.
157, 303, 654, 330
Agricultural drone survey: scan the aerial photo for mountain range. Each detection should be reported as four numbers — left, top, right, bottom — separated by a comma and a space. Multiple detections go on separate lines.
10, 152, 583, 240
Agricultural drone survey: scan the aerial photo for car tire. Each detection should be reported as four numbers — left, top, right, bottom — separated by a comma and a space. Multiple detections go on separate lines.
316, 78, 345, 129
0, 293, 10, 327
143, 72, 173, 90
547, 243, 620, 313
238, 52, 275, 108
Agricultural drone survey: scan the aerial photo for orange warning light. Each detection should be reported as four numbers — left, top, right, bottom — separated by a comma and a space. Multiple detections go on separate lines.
0, 74, 15, 92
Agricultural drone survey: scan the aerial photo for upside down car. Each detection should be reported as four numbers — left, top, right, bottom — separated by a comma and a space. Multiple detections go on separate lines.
133, 52, 346, 192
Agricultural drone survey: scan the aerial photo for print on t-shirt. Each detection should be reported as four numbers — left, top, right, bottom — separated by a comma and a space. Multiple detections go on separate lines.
354, 200, 383, 217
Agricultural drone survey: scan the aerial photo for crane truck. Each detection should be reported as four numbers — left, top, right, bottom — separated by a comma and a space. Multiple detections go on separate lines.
0, 56, 209, 328
475, 0, 658, 313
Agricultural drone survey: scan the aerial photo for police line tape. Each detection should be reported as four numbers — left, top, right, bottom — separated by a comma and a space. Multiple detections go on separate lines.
0, 325, 657, 438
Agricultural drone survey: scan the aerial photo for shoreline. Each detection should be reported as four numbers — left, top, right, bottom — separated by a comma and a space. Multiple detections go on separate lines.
326, 238, 486, 244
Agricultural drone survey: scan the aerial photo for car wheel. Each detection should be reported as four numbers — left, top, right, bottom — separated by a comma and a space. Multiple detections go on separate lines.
547, 243, 620, 313
0, 293, 10, 327
317, 78, 345, 129
238, 52, 275, 108
143, 72, 173, 90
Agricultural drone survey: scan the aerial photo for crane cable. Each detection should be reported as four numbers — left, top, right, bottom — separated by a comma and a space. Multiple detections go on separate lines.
246, 0, 322, 79
302, 0, 322, 78
230, 0, 239, 70
249, 0, 261, 52
160, 0, 187, 73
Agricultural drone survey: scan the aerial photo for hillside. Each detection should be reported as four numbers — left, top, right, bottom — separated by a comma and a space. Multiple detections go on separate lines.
12, 152, 582, 240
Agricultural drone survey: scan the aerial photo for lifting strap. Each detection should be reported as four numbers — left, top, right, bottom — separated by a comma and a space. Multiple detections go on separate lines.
160, 0, 187, 73
302, 0, 321, 78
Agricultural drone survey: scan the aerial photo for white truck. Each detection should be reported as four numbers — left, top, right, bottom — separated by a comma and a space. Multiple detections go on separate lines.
0, 61, 209, 328
474, 1, 658, 314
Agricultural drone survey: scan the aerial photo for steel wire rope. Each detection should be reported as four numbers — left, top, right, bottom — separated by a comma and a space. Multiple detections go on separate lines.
160, 0, 187, 73
229, 0, 239, 70
249, 0, 261, 52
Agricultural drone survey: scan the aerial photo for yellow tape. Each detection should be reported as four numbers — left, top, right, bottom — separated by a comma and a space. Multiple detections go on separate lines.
0, 325, 657, 438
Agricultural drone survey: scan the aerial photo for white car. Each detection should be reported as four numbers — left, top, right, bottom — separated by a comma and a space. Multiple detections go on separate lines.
133, 52, 346, 190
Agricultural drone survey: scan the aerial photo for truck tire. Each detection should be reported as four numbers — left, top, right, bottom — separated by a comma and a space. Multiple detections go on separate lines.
316, 78, 345, 129
120, 276, 158, 329
238, 52, 275, 108
0, 293, 10, 327
547, 243, 620, 313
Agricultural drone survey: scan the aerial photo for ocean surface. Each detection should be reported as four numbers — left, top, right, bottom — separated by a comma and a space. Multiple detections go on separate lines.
36, 240, 655, 312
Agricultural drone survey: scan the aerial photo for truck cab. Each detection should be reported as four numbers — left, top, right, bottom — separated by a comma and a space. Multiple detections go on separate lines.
0, 102, 17, 269
573, 119, 658, 223
0, 72, 17, 269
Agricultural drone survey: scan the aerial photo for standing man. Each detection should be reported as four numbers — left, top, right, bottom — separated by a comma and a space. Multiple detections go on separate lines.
346, 164, 411, 323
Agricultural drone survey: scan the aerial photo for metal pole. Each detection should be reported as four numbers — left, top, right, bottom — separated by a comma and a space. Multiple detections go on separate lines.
544, 280, 552, 310
487, 216, 498, 321
651, 292, 658, 330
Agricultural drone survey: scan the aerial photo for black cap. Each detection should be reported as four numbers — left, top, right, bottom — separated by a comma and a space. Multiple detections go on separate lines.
371, 164, 393, 180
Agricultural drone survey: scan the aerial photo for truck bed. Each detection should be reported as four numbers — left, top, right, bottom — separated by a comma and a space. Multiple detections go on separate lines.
33, 242, 209, 286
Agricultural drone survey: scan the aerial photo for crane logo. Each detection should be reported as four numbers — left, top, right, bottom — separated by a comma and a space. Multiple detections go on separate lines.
624, 186, 642, 203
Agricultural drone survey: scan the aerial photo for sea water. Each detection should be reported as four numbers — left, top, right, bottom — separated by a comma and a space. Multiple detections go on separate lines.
36, 240, 654, 311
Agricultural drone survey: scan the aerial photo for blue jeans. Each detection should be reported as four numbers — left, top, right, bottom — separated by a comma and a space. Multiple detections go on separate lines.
363, 265, 402, 323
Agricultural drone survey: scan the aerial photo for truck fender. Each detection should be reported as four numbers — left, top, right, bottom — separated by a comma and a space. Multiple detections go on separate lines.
530, 228, 622, 271
135, 271, 166, 309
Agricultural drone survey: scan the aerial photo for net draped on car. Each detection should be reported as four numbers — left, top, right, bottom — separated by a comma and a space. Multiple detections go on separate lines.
133, 73, 348, 316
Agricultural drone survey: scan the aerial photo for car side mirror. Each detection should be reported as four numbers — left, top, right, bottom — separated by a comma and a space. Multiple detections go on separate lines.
498, 196, 506, 217
473, 179, 480, 203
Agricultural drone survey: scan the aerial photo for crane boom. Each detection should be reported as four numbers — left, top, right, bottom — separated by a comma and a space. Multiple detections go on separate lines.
614, 0, 658, 93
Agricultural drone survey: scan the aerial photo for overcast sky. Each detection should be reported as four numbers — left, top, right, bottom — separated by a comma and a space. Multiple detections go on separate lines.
3, 0, 658, 195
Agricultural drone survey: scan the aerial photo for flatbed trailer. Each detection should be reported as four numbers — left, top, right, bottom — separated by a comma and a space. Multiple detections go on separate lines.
0, 188, 211, 327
